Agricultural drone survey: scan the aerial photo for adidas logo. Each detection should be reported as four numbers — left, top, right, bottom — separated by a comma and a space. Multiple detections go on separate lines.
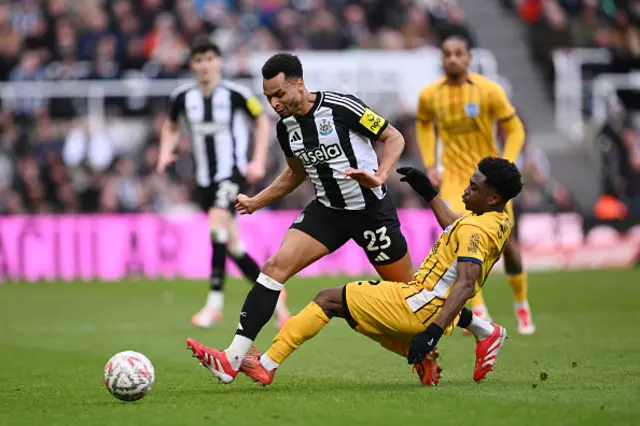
374, 252, 390, 262
290, 130, 302, 143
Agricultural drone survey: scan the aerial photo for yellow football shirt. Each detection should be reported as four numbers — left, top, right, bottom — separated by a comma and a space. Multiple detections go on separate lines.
401, 211, 512, 325
416, 72, 525, 188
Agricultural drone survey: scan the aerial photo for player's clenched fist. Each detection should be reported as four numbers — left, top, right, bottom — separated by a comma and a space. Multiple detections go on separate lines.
236, 194, 258, 215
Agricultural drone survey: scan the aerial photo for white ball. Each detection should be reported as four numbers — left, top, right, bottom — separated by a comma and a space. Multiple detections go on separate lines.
104, 351, 155, 401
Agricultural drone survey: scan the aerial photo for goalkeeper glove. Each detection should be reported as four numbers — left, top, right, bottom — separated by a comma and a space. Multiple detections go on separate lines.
407, 323, 444, 364
397, 167, 438, 202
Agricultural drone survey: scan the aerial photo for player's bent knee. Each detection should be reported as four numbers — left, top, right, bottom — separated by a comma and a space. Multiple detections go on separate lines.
374, 253, 414, 283
227, 241, 245, 258
210, 227, 229, 244
261, 256, 291, 283
313, 288, 344, 318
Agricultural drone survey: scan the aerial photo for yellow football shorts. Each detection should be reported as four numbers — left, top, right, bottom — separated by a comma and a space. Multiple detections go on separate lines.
344, 280, 457, 340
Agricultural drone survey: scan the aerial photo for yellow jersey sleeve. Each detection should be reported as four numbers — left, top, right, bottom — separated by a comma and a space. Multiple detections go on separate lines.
456, 225, 490, 266
416, 86, 437, 168
245, 95, 263, 118
488, 83, 524, 163
488, 83, 516, 121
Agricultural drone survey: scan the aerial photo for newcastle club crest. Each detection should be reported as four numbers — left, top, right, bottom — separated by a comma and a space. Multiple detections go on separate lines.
318, 119, 334, 136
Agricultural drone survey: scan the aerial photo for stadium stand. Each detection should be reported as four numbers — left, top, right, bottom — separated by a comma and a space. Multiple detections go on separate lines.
0, 0, 481, 214
498, 0, 639, 216
0, 0, 634, 216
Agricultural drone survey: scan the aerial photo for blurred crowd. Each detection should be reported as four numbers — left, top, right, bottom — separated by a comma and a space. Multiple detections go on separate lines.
0, 0, 581, 216
0, 0, 483, 215
595, 97, 640, 218
501, 0, 640, 217
505, 0, 640, 101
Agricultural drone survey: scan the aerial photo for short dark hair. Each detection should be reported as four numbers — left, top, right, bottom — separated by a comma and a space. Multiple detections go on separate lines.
261, 53, 303, 80
441, 35, 470, 51
477, 156, 523, 202
190, 36, 221, 57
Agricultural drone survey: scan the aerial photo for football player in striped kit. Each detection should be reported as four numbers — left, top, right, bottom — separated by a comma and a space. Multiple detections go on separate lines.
186, 52, 418, 384
157, 37, 290, 329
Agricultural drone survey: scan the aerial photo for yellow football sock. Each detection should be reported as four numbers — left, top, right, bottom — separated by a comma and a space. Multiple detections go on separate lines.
507, 272, 528, 304
469, 290, 487, 310
355, 325, 410, 357
265, 302, 329, 364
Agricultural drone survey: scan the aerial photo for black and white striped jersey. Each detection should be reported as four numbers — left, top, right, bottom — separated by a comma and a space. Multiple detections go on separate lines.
168, 80, 263, 187
277, 91, 390, 211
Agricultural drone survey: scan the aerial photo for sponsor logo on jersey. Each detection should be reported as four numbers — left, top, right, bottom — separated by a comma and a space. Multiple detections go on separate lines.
464, 102, 480, 118
318, 119, 334, 136
293, 143, 343, 166
290, 130, 302, 143
192, 122, 229, 135
359, 108, 385, 135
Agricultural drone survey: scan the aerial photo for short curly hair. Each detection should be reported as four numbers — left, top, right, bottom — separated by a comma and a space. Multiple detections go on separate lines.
441, 35, 470, 51
261, 53, 303, 80
477, 156, 523, 202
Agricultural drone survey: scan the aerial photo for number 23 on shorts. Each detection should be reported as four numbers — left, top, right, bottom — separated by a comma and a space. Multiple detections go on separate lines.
363, 226, 391, 252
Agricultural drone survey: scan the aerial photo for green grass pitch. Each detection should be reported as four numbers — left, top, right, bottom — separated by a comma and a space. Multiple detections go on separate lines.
1, 269, 639, 426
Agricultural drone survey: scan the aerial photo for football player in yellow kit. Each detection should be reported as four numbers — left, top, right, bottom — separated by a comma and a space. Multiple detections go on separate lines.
416, 35, 534, 334
212, 157, 523, 387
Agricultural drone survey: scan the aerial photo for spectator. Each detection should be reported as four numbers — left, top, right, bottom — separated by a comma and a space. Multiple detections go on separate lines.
77, 8, 113, 61
597, 99, 640, 214
9, 49, 46, 118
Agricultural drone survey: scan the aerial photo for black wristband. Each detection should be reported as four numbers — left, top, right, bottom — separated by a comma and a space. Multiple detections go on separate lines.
425, 323, 444, 342
421, 186, 438, 203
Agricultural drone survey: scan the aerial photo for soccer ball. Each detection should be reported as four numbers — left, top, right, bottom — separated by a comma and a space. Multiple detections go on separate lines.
104, 351, 155, 401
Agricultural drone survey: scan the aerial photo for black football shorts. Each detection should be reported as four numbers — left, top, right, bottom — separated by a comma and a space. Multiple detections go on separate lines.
290, 197, 408, 265
197, 177, 246, 214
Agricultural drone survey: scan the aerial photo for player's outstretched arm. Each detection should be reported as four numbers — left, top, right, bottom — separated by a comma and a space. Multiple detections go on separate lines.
407, 260, 480, 364
428, 196, 460, 230
433, 260, 480, 330
397, 167, 460, 229
236, 157, 307, 215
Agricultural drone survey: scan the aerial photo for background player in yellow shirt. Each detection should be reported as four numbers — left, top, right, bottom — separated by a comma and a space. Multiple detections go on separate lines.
189, 157, 523, 387
415, 36, 535, 335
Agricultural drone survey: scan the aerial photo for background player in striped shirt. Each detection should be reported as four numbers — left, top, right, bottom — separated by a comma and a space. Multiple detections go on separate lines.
186, 53, 415, 384
156, 37, 290, 329
415, 36, 535, 335
236, 157, 522, 387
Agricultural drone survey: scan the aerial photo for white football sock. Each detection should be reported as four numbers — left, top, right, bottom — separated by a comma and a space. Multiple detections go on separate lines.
467, 314, 494, 341
227, 241, 246, 259
276, 289, 286, 310
225, 335, 253, 371
260, 354, 280, 371
514, 300, 530, 310
205, 290, 224, 312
